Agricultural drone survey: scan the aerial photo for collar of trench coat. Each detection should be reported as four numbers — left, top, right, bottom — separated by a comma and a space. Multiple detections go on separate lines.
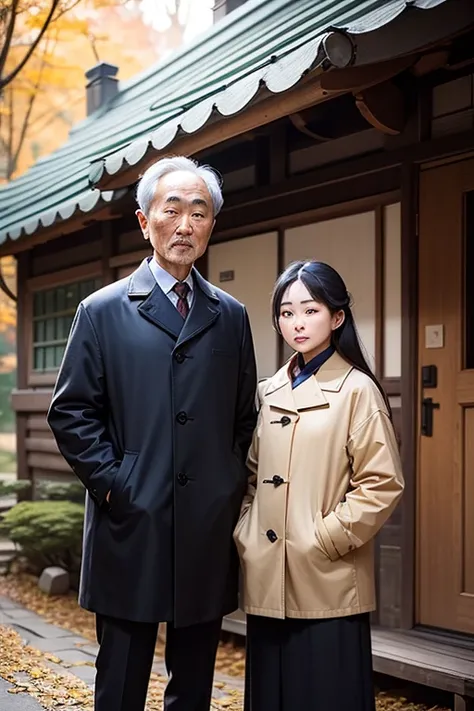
263, 351, 354, 414
128, 258, 219, 301
126, 258, 221, 349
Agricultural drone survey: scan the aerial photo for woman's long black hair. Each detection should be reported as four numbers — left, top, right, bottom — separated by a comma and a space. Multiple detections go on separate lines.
272, 260, 391, 414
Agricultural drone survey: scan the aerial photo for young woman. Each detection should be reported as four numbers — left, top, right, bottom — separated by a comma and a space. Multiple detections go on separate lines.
234, 260, 404, 711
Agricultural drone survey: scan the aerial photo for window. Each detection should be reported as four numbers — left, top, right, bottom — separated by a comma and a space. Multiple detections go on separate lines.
32, 278, 101, 371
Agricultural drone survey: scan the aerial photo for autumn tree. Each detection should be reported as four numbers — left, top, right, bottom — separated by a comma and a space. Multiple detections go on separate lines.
0, 1, 89, 178
0, 0, 76, 92
0, 0, 204, 180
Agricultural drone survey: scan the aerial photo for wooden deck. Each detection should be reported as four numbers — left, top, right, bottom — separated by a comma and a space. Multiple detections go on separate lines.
222, 612, 474, 710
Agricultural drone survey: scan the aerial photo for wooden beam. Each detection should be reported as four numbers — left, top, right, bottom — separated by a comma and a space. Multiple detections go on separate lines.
27, 415, 50, 431
221, 129, 474, 214
26, 437, 59, 454
26, 260, 102, 291
27, 452, 70, 473
28, 373, 58, 388
412, 48, 450, 77
11, 389, 53, 413
3, 126, 474, 261
355, 81, 407, 136
0, 203, 122, 259
382, 378, 402, 397
289, 112, 329, 141
109, 248, 151, 269
320, 55, 415, 92
213, 190, 400, 244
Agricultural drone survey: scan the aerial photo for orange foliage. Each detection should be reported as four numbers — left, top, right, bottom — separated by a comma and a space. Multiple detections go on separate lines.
1, 0, 166, 179
0, 257, 16, 335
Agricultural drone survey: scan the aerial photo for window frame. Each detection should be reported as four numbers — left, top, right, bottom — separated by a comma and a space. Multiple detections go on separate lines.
26, 262, 102, 387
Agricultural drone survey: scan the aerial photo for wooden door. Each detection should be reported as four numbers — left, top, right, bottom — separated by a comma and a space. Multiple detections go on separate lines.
418, 158, 474, 634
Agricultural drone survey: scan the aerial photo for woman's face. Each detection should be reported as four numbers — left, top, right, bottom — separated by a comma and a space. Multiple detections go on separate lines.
278, 279, 344, 364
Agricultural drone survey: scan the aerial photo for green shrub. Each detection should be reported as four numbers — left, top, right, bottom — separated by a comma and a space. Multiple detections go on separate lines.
0, 479, 31, 499
35, 480, 85, 504
0, 500, 84, 577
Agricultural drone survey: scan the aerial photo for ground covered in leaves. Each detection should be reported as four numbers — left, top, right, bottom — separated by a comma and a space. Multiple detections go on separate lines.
0, 573, 245, 678
0, 573, 450, 710
0, 624, 95, 709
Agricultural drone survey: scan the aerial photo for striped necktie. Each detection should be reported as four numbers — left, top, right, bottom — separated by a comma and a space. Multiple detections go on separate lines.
172, 281, 190, 318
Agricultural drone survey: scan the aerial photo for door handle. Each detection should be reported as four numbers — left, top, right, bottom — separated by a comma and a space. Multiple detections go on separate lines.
421, 397, 440, 437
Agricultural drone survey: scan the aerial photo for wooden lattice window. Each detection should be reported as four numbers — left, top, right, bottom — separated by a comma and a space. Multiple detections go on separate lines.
32, 278, 101, 371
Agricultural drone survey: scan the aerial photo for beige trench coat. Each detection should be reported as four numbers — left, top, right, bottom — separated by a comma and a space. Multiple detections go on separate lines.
234, 352, 404, 620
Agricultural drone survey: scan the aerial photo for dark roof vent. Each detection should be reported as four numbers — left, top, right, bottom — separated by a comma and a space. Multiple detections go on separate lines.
85, 62, 119, 116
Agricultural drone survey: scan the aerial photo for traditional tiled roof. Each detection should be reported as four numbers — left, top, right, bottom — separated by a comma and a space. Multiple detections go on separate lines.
0, 0, 447, 247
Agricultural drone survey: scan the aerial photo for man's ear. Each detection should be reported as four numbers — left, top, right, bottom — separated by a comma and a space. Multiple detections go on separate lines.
136, 209, 149, 240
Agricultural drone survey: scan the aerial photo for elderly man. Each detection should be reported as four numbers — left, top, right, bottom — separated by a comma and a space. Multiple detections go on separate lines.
47, 156, 257, 711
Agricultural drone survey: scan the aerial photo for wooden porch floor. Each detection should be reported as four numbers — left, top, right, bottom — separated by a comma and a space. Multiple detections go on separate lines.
222, 612, 474, 707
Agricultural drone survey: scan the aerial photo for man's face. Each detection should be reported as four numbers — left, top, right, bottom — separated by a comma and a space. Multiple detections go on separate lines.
136, 170, 215, 277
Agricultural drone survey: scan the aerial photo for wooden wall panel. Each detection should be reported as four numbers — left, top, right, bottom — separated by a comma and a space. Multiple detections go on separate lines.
15, 396, 73, 492
377, 401, 403, 627
117, 229, 144, 254
463, 407, 474, 595
31, 226, 102, 277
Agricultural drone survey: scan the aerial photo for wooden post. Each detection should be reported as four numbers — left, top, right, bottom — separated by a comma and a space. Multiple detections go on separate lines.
15, 252, 30, 497
101, 221, 114, 285
454, 694, 474, 711
399, 161, 419, 629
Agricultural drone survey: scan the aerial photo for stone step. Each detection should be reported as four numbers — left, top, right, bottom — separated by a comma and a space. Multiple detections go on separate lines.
0, 538, 16, 567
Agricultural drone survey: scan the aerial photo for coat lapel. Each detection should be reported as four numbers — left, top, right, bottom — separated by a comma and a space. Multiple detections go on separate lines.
265, 376, 328, 414
176, 268, 220, 348
263, 352, 353, 413
128, 258, 183, 339
317, 352, 354, 392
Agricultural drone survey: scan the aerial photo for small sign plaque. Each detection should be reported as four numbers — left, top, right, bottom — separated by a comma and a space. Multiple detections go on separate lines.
425, 324, 444, 349
219, 270, 235, 283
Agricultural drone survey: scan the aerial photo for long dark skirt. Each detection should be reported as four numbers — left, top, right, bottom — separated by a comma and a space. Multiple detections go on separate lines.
244, 613, 375, 711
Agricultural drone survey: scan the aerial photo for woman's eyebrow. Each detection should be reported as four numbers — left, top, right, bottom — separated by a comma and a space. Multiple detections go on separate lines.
281, 299, 316, 306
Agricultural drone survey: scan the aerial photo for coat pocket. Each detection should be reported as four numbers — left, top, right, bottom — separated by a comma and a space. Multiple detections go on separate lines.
109, 451, 139, 513
314, 511, 335, 561
234, 502, 252, 541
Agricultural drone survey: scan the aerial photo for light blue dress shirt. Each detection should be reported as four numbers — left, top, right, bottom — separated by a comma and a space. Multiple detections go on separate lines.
148, 257, 194, 311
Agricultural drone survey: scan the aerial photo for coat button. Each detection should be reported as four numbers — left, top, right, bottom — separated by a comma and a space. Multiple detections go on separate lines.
174, 351, 185, 364
272, 475, 284, 487
176, 411, 188, 425
281, 416, 291, 426
266, 529, 278, 543
177, 472, 188, 486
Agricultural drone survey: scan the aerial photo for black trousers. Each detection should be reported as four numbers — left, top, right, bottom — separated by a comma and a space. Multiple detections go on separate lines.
245, 613, 375, 711
94, 615, 222, 711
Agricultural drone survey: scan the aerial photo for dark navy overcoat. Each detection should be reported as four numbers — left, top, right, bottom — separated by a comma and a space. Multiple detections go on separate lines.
47, 258, 257, 626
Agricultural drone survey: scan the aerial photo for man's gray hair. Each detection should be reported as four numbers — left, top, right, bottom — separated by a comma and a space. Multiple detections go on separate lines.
136, 156, 224, 217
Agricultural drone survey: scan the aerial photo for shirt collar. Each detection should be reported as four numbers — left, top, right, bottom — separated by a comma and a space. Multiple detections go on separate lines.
147, 257, 194, 295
